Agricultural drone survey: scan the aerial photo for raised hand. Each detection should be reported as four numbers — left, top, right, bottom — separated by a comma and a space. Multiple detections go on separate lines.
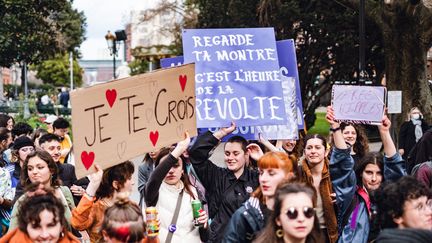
246, 143, 264, 161
171, 131, 191, 159
213, 121, 236, 140
378, 114, 391, 133
325, 106, 340, 128
86, 164, 103, 197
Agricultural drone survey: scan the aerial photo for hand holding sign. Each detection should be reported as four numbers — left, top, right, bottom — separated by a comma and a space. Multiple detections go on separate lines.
71, 64, 197, 178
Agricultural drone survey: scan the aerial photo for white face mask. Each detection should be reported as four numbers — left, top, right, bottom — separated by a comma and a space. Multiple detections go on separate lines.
412, 114, 420, 120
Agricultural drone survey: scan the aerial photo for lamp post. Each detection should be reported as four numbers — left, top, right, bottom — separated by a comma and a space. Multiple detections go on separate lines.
105, 30, 117, 79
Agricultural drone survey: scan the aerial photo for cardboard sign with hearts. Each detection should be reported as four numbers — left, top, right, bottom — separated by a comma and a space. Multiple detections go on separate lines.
71, 64, 197, 178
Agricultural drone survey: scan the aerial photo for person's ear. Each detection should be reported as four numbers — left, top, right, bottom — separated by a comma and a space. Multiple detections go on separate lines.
276, 216, 282, 227
325, 148, 330, 157
285, 172, 294, 180
393, 215, 403, 226
112, 181, 119, 190
102, 230, 110, 241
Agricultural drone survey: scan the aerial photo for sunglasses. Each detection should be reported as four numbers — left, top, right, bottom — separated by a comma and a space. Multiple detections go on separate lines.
285, 207, 315, 220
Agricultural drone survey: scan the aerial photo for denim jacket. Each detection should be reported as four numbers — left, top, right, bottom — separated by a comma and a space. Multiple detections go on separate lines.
330, 147, 406, 243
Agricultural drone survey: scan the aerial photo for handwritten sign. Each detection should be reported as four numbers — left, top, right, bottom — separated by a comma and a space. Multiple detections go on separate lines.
71, 64, 197, 178
387, 91, 402, 114
182, 28, 287, 128
332, 85, 386, 125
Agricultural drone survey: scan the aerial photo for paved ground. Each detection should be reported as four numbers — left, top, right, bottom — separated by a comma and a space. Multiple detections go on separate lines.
129, 140, 382, 203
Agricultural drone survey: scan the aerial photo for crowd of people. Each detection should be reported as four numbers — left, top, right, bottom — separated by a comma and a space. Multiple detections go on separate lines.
0, 105, 430, 243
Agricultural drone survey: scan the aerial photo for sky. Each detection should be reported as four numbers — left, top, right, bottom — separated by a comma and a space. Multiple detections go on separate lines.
73, 0, 157, 60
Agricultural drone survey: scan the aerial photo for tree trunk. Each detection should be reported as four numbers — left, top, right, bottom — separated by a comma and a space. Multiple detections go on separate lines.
380, 2, 432, 137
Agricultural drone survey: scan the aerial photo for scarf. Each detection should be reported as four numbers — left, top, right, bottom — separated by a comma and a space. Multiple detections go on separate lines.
411, 118, 423, 142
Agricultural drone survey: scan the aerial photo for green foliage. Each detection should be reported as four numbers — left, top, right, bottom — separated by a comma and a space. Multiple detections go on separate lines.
128, 59, 150, 76
0, 0, 86, 67
307, 112, 329, 137
34, 54, 83, 87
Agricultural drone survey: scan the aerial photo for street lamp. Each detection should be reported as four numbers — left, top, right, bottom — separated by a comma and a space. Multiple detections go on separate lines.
105, 30, 127, 80
105, 31, 117, 79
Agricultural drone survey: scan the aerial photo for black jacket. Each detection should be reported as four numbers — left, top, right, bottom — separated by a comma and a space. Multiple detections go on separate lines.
398, 119, 429, 159
189, 131, 259, 243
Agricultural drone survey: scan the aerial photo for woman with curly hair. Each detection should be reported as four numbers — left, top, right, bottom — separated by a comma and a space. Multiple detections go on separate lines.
0, 184, 78, 242
338, 123, 369, 164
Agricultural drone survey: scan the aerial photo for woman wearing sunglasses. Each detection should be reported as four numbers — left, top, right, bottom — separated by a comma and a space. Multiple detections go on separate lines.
254, 182, 323, 243
223, 151, 295, 242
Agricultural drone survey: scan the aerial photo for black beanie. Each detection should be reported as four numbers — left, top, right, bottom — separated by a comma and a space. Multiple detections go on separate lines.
13, 136, 34, 150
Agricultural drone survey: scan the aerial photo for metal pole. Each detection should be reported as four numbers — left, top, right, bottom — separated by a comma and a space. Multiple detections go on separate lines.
113, 42, 117, 79
23, 62, 30, 119
69, 51, 74, 90
359, 0, 366, 84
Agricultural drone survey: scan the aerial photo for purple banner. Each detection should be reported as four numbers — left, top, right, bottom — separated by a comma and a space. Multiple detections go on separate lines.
182, 28, 287, 128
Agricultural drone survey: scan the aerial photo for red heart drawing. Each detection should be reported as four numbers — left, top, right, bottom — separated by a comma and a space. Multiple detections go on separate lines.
81, 151, 95, 170
105, 89, 117, 107
149, 131, 159, 147
179, 75, 187, 92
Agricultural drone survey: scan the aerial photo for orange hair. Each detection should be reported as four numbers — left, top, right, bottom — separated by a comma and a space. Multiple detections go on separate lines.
252, 152, 296, 203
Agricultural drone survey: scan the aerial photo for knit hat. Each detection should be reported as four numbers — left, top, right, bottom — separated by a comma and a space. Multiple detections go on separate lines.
13, 136, 34, 150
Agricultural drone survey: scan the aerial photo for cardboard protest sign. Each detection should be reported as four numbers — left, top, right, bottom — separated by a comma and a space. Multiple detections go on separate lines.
71, 64, 197, 178
332, 85, 386, 125
182, 28, 287, 128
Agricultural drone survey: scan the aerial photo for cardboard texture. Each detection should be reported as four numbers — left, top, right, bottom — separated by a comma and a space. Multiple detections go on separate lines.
71, 64, 197, 178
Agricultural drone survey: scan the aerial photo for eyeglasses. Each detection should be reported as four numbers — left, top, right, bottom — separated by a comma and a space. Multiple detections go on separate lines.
19, 147, 35, 153
285, 207, 315, 220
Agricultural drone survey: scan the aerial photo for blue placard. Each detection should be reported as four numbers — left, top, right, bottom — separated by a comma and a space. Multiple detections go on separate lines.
160, 56, 184, 68
182, 28, 287, 128
276, 40, 304, 129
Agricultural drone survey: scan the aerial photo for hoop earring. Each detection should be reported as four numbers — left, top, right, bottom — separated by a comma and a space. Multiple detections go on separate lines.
276, 228, 284, 238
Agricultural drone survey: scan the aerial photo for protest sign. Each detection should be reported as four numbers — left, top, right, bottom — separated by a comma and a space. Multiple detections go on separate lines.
160, 56, 184, 68
71, 64, 197, 178
182, 28, 287, 128
276, 39, 304, 129
387, 91, 402, 114
332, 85, 386, 125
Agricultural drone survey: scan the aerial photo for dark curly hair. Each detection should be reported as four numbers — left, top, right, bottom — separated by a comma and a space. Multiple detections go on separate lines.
17, 184, 66, 235
21, 149, 61, 188
375, 176, 431, 229
11, 122, 33, 139
0, 114, 13, 129
340, 123, 369, 158
96, 161, 134, 200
